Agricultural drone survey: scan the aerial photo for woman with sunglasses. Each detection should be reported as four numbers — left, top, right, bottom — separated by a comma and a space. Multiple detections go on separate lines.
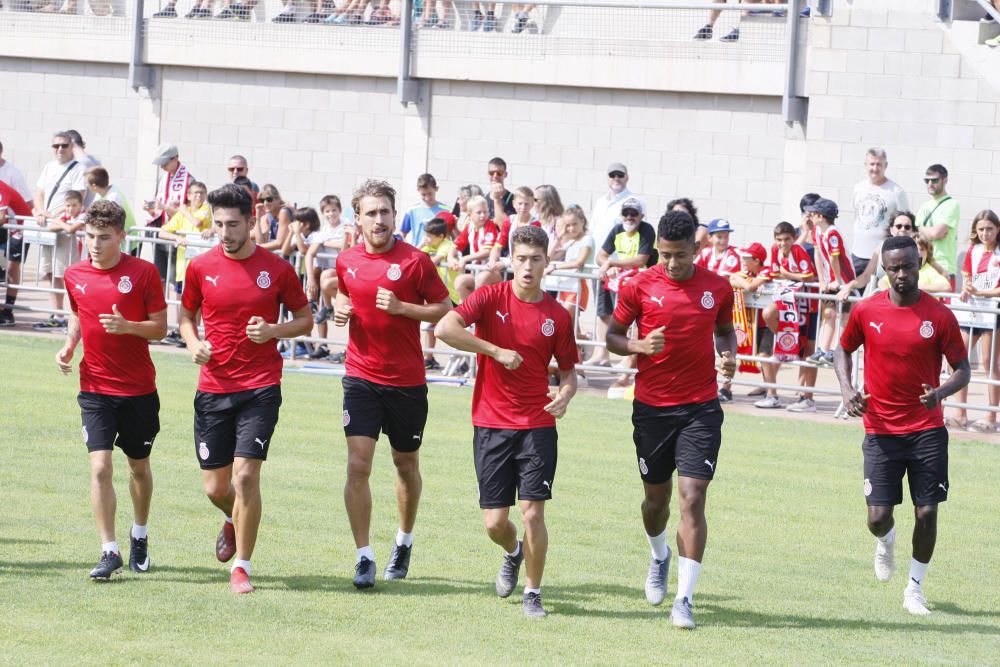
254, 184, 294, 253
837, 211, 921, 302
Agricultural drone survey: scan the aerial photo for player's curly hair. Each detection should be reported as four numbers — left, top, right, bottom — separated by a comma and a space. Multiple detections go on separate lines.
208, 183, 253, 217
511, 224, 549, 254
351, 179, 397, 215
658, 210, 695, 243
85, 200, 126, 231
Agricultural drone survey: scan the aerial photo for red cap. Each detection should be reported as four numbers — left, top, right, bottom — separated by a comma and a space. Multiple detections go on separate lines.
738, 242, 767, 264
434, 211, 458, 231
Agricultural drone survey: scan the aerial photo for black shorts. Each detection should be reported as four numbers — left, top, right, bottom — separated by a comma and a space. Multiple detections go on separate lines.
862, 427, 948, 507
153, 243, 170, 280
0, 228, 24, 262
632, 399, 724, 484
473, 426, 557, 508
596, 282, 616, 318
850, 254, 870, 280
193, 385, 282, 469
78, 391, 160, 460
342, 375, 428, 452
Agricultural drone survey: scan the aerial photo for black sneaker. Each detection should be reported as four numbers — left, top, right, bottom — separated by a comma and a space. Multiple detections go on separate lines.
215, 7, 234, 19
194, 6, 212, 18
272, 7, 296, 22
522, 591, 547, 618
153, 5, 177, 17
512, 12, 527, 33
304, 11, 326, 23
313, 304, 331, 325
720, 27, 740, 42
384, 544, 411, 580
693, 23, 713, 40
354, 556, 376, 588
495, 541, 523, 598
424, 358, 442, 371
0, 308, 14, 327
129, 536, 150, 573
90, 550, 123, 580
231, 3, 251, 19
718, 387, 733, 403
308, 345, 330, 360
329, 351, 346, 364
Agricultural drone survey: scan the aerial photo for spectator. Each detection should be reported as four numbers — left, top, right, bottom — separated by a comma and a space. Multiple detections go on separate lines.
469, 1, 497, 31
589, 162, 636, 252
401, 172, 449, 249
485, 157, 516, 220
952, 210, 1000, 433
85, 167, 137, 248
693, 0, 763, 43
419, 216, 460, 370
0, 178, 33, 327
282, 206, 322, 258
449, 195, 499, 302
145, 142, 195, 289
543, 204, 594, 341
511, 3, 534, 32
729, 243, 773, 405
157, 181, 213, 345
850, 147, 908, 279
65, 130, 100, 207
452, 184, 483, 233
254, 184, 294, 251
667, 197, 703, 251
227, 154, 260, 193
533, 183, 564, 255
694, 218, 740, 276
306, 195, 350, 362
804, 198, 855, 367
31, 190, 85, 330
31, 131, 86, 330
476, 185, 537, 291
795, 192, 820, 262
0, 140, 32, 201
915, 164, 961, 284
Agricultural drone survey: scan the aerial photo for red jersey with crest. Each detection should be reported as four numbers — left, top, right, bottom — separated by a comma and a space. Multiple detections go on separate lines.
694, 246, 741, 276
961, 243, 1000, 290
65, 255, 167, 396
840, 290, 966, 434
453, 220, 500, 254
813, 226, 856, 283
455, 281, 578, 429
336, 240, 450, 387
614, 264, 734, 407
768, 243, 815, 280
182, 245, 308, 393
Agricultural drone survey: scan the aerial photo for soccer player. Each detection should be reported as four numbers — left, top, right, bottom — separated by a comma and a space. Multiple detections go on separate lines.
435, 225, 578, 618
334, 179, 451, 589
834, 235, 969, 616
55, 200, 167, 580
178, 184, 311, 594
607, 210, 737, 630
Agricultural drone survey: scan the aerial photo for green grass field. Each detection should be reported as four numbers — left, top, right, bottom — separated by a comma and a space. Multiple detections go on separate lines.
2, 334, 999, 665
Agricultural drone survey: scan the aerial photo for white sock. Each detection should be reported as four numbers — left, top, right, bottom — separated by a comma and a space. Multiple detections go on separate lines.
507, 541, 521, 558
524, 587, 540, 595
396, 529, 413, 547
646, 528, 669, 561
675, 556, 702, 602
231, 558, 251, 574
907, 558, 929, 589
131, 523, 147, 540
356, 545, 375, 563
225, 516, 233, 525
877, 526, 896, 547
102, 540, 120, 555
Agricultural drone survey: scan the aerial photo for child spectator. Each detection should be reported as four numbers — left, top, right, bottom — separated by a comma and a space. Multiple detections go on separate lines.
86, 167, 137, 251
255, 183, 293, 251
156, 181, 212, 345
694, 218, 740, 276
401, 173, 449, 249
449, 195, 499, 302
419, 216, 460, 370
305, 195, 350, 362
282, 206, 322, 257
543, 204, 594, 341
476, 185, 538, 290
31, 190, 84, 331
533, 184, 564, 255
729, 243, 770, 400
805, 198, 856, 367
452, 184, 483, 234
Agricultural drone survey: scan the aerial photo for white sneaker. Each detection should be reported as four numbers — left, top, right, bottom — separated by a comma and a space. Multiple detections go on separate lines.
903, 587, 931, 616
754, 395, 781, 409
786, 397, 816, 413
874, 537, 895, 582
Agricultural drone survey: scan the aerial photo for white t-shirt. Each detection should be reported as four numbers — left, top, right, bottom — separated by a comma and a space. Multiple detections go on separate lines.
589, 189, 638, 251
312, 223, 347, 269
35, 159, 87, 216
75, 154, 101, 206
544, 235, 595, 292
0, 160, 32, 200
851, 178, 909, 258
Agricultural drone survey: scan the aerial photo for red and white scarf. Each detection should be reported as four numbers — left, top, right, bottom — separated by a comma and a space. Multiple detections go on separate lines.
772, 281, 806, 361
732, 288, 759, 374
158, 163, 191, 210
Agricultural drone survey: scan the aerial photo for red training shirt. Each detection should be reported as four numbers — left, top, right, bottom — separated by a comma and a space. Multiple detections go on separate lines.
455, 281, 578, 429
336, 240, 450, 387
694, 246, 741, 276
840, 290, 966, 434
182, 245, 308, 393
0, 180, 32, 229
614, 264, 734, 407
65, 255, 167, 396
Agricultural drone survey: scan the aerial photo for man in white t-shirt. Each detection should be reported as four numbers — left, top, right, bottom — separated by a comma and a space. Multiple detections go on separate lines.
851, 148, 908, 278
66, 130, 102, 207
0, 140, 32, 201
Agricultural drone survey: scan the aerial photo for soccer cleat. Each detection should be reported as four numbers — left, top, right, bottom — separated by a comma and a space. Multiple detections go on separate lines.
89, 551, 123, 581
230, 566, 254, 594
495, 541, 524, 598
786, 397, 816, 413
903, 587, 931, 616
671, 596, 696, 629
354, 557, 376, 588
384, 544, 411, 580
645, 549, 671, 606
874, 537, 895, 582
693, 23, 713, 40
522, 591, 547, 618
754, 395, 782, 409
129, 536, 150, 573
216, 521, 236, 563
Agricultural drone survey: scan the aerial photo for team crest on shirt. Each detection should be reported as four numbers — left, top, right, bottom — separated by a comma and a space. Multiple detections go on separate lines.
829, 235, 840, 249
387, 263, 402, 281
863, 478, 872, 497
725, 255, 738, 268
799, 259, 809, 270
639, 457, 648, 475
199, 442, 210, 461
256, 271, 271, 289
700, 291, 715, 309
82, 425, 89, 443
117, 276, 133, 294
919, 320, 934, 339
541, 318, 555, 337
343, 410, 351, 426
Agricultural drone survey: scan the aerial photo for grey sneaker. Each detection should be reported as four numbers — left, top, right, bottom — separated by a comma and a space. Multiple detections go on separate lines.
353, 556, 376, 589
89, 550, 123, 580
671, 596, 696, 629
805, 349, 826, 365
754, 395, 781, 409
823, 350, 835, 366
644, 548, 671, 606
384, 544, 411, 580
522, 591, 547, 618
786, 397, 816, 413
495, 541, 523, 598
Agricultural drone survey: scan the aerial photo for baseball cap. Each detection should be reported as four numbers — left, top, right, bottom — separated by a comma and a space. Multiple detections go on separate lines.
607, 162, 628, 176
803, 198, 839, 220
706, 218, 733, 234
432, 211, 458, 232
620, 196, 644, 215
151, 142, 179, 167
738, 242, 767, 264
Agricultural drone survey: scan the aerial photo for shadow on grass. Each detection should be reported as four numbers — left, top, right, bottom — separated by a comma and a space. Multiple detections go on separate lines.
931, 601, 1000, 619
0, 537, 52, 545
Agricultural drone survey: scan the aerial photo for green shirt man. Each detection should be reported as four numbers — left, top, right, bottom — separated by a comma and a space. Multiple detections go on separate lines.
915, 165, 960, 276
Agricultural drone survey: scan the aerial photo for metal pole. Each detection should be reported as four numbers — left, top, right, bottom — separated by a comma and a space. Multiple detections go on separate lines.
782, 0, 806, 125
129, 0, 155, 91
397, 0, 422, 106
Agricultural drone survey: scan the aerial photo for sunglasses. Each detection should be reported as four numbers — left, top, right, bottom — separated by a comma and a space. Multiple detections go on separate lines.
487, 169, 504, 177
52, 143, 69, 149
621, 209, 640, 217
608, 171, 626, 178
923, 177, 941, 184
259, 196, 275, 203
228, 166, 246, 173
893, 224, 914, 230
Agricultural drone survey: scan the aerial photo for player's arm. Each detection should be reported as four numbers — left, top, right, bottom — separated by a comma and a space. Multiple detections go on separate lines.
833, 344, 867, 417
543, 368, 578, 418
99, 305, 168, 340
606, 318, 665, 357
333, 289, 353, 326
714, 321, 738, 380
179, 305, 212, 365
434, 311, 522, 369
920, 357, 971, 410
246, 305, 312, 344
376, 290, 451, 323
55, 312, 82, 374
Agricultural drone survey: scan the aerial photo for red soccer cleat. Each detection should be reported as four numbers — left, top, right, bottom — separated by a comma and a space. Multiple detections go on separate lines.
230, 566, 254, 594
216, 521, 236, 563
